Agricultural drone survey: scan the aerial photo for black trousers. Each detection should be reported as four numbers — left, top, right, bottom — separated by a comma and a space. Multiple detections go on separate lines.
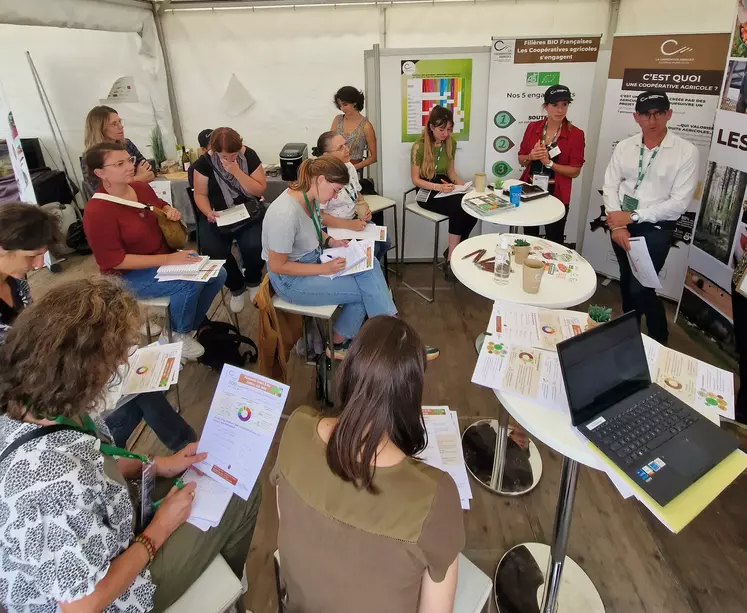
610, 221, 674, 345
198, 215, 264, 293
732, 283, 747, 423
524, 205, 569, 245
420, 183, 478, 239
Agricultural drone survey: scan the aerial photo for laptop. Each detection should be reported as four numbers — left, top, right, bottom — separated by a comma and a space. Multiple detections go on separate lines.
556, 311, 738, 506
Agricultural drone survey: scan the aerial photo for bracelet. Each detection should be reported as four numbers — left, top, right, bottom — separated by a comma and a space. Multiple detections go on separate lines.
609, 226, 627, 232
134, 534, 156, 566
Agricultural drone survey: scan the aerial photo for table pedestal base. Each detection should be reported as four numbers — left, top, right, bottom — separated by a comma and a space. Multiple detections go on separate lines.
462, 419, 542, 496
494, 543, 604, 613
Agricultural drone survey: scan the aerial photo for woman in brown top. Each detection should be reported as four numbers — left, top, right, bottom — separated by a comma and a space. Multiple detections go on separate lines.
272, 316, 465, 613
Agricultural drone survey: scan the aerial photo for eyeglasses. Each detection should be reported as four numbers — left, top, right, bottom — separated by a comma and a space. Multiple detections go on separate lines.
329, 144, 348, 153
638, 110, 667, 120
103, 156, 136, 169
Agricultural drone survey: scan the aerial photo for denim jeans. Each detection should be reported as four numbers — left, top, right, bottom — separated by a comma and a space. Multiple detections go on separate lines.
121, 266, 227, 333
105, 393, 197, 452
268, 249, 396, 339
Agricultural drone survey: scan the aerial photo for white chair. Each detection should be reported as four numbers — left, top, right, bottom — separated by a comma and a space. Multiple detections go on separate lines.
163, 555, 243, 613
400, 187, 449, 303
365, 194, 398, 278
273, 551, 492, 613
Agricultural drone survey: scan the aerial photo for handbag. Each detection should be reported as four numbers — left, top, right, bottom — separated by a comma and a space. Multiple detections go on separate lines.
215, 196, 265, 237
94, 192, 188, 250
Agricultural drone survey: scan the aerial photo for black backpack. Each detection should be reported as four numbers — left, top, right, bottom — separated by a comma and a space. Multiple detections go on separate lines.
196, 320, 258, 371
66, 220, 92, 255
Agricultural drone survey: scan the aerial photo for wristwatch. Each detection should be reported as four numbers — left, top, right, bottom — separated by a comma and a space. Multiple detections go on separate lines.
631, 212, 640, 223
544, 160, 554, 169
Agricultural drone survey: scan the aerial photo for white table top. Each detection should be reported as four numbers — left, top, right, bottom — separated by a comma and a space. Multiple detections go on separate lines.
451, 233, 597, 308
460, 180, 565, 228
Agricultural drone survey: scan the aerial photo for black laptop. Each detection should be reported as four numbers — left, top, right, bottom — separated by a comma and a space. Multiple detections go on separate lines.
556, 311, 738, 506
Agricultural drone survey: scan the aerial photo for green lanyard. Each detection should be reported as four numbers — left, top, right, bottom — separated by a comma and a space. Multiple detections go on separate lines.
303, 192, 324, 247
542, 120, 561, 148
55, 415, 149, 463
434, 145, 443, 173
634, 143, 659, 192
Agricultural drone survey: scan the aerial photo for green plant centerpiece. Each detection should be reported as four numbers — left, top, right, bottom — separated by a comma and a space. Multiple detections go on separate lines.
513, 237, 531, 264
587, 304, 612, 329
149, 125, 166, 171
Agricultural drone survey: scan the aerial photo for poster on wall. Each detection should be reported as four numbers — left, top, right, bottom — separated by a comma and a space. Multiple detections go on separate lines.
0, 86, 36, 204
484, 36, 601, 244
680, 1, 747, 347
400, 58, 472, 142
581, 33, 730, 301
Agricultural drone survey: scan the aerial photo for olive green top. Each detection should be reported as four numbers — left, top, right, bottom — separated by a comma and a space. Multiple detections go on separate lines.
411, 136, 456, 177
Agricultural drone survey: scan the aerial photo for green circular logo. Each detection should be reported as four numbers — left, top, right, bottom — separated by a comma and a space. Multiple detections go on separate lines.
492, 161, 513, 178
493, 111, 516, 129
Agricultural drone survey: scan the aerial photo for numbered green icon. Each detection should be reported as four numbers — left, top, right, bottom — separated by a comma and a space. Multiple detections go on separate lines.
493, 136, 515, 153
492, 161, 513, 178
493, 111, 515, 129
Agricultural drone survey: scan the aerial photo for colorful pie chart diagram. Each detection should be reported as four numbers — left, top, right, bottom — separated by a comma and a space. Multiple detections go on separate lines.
664, 377, 682, 390
541, 325, 556, 335
136, 366, 149, 375
237, 406, 252, 422
519, 351, 534, 363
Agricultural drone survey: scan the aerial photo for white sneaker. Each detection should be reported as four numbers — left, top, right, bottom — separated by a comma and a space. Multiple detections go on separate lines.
247, 285, 260, 304
230, 292, 246, 313
173, 332, 205, 360
140, 321, 162, 338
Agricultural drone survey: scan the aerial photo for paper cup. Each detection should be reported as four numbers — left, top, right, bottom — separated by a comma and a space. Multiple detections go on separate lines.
474, 172, 487, 192
514, 245, 530, 265
522, 258, 545, 294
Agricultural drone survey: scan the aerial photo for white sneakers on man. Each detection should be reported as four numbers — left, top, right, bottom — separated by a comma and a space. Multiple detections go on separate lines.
172, 332, 205, 360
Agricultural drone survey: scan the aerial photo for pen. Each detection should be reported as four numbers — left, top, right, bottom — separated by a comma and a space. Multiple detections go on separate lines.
151, 478, 185, 510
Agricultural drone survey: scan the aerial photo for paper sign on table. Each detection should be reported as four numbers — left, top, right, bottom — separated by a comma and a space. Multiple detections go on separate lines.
121, 343, 182, 395
196, 366, 289, 500
320, 239, 374, 279
626, 236, 662, 289
326, 224, 388, 242
215, 205, 251, 227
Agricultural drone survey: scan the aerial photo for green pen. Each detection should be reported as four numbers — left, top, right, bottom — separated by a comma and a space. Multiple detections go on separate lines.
151, 478, 185, 511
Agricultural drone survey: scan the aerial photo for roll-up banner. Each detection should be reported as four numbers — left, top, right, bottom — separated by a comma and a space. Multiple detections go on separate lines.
485, 36, 601, 244
680, 1, 747, 350
581, 33, 730, 301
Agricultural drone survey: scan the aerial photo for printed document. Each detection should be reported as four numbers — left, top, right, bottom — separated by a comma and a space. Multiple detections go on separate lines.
182, 468, 234, 532
626, 236, 662, 289
215, 205, 251, 228
157, 255, 210, 276
487, 301, 586, 351
196, 365, 289, 499
157, 259, 225, 283
327, 224, 388, 242
121, 343, 182, 395
435, 181, 473, 199
320, 239, 374, 278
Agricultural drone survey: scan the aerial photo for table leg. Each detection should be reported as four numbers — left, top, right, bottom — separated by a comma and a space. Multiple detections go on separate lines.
493, 457, 604, 613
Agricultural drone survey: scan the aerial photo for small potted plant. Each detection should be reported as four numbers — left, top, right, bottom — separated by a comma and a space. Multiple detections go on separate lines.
587, 305, 612, 329
513, 238, 531, 264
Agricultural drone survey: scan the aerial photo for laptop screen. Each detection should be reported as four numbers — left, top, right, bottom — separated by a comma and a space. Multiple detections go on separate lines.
557, 312, 651, 426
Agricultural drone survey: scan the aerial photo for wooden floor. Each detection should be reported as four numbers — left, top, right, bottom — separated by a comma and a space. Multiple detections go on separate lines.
28, 255, 747, 613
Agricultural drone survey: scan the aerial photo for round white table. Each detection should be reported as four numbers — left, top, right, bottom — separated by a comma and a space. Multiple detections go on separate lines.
455, 234, 597, 497
492, 390, 605, 613
461, 180, 566, 232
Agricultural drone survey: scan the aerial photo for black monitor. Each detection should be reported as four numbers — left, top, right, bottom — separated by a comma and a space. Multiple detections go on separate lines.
557, 311, 651, 426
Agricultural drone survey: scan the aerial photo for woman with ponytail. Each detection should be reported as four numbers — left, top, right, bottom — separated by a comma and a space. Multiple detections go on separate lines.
262, 157, 405, 360
411, 106, 476, 280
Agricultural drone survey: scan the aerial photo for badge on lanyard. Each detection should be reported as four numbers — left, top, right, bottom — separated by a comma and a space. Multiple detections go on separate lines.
622, 194, 639, 212
548, 145, 561, 159
140, 459, 157, 528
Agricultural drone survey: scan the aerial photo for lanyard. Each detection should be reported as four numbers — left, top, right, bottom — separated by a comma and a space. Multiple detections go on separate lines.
54, 415, 149, 463
542, 120, 562, 148
634, 143, 659, 192
434, 144, 444, 174
303, 192, 323, 247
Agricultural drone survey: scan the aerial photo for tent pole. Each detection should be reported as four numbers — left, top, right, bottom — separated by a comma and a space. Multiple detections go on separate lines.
151, 6, 184, 145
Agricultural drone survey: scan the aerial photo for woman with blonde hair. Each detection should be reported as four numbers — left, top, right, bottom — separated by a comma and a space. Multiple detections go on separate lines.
262, 156, 414, 360
0, 277, 260, 613
84, 105, 154, 184
410, 106, 476, 279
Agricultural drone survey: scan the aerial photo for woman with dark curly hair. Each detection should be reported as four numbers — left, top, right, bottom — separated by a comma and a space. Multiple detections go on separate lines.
0, 277, 260, 613
331, 86, 377, 173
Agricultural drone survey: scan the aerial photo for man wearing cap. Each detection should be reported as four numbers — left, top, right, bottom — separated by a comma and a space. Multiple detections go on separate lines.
188, 129, 213, 188
518, 84, 586, 244
603, 90, 699, 344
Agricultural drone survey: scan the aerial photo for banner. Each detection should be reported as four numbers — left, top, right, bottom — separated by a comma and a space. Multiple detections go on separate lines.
484, 36, 601, 244
400, 58, 472, 142
680, 1, 747, 346
0, 85, 36, 205
581, 33, 730, 300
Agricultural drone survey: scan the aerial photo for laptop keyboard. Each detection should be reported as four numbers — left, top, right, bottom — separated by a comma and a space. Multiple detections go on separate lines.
592, 390, 697, 466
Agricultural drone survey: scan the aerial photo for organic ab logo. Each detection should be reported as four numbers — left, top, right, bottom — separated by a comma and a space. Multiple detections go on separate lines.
492, 161, 513, 178
526, 72, 539, 85
493, 136, 515, 153
494, 111, 515, 129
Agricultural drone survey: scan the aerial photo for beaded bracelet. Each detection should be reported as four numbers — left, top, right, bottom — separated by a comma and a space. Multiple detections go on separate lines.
134, 534, 156, 566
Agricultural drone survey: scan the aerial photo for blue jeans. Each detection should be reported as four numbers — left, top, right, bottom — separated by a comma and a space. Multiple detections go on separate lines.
122, 266, 228, 333
268, 249, 396, 340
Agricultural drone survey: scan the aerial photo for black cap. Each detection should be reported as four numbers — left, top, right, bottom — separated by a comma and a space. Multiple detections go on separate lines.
635, 91, 670, 114
544, 85, 572, 104
198, 129, 213, 149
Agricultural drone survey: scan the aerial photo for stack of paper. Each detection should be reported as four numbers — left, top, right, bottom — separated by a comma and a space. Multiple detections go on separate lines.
487, 301, 587, 351
156, 257, 226, 282
121, 342, 182, 395
183, 468, 234, 531
463, 193, 512, 216
417, 407, 473, 509
434, 181, 473, 199
327, 224, 388, 242
320, 239, 374, 279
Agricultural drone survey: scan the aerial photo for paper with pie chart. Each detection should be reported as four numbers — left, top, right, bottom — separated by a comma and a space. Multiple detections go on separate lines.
121, 342, 182, 395
196, 365, 289, 499
488, 301, 586, 351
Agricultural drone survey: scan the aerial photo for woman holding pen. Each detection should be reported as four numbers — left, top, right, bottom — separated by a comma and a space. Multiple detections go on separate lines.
517, 84, 586, 245
411, 105, 476, 279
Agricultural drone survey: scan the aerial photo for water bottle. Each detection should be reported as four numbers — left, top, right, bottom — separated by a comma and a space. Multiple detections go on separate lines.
494, 238, 510, 285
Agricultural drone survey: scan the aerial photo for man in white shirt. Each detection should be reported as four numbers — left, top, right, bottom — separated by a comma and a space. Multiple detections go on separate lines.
603, 91, 699, 344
